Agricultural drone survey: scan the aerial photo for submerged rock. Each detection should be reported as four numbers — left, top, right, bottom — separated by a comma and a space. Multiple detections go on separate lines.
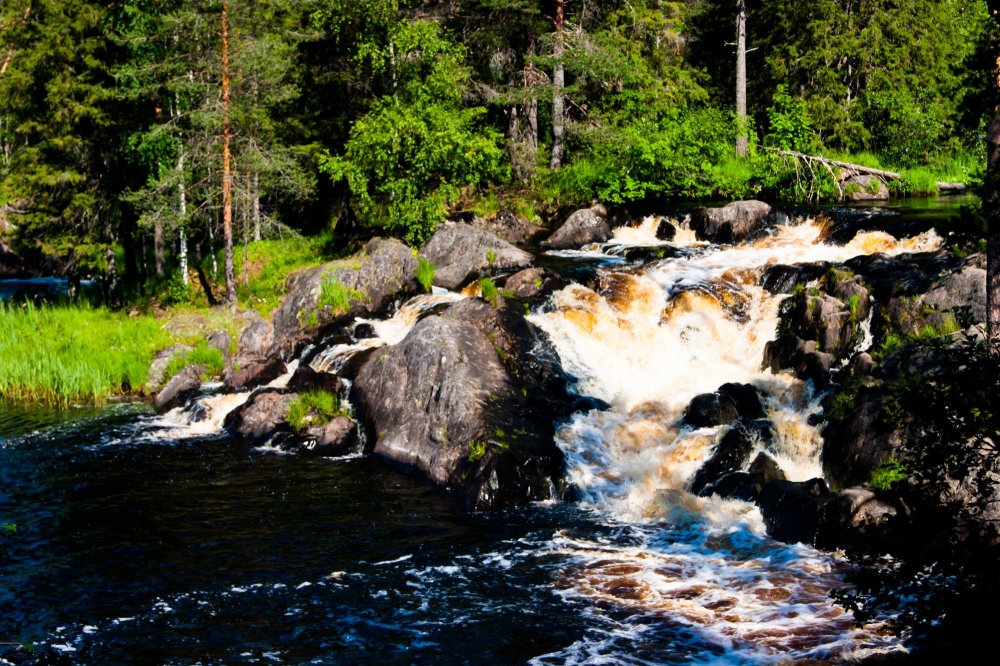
303, 416, 357, 456
682, 383, 766, 428
757, 478, 835, 546
352, 298, 571, 511
420, 222, 533, 290
541, 205, 614, 250
690, 420, 775, 496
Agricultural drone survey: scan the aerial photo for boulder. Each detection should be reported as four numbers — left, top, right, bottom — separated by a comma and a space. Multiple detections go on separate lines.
762, 335, 835, 389
237, 317, 274, 360
541, 205, 613, 250
821, 386, 907, 489
690, 420, 775, 495
690, 200, 782, 244
287, 365, 344, 395
207, 329, 232, 360
760, 263, 832, 294
224, 390, 295, 443
420, 222, 534, 291
782, 288, 865, 360
154, 364, 204, 413
843, 174, 889, 201
270, 238, 419, 358
815, 487, 899, 550
145, 344, 193, 394
352, 298, 572, 511
682, 383, 766, 428
502, 267, 567, 302
757, 478, 835, 545
467, 209, 544, 245
303, 416, 357, 456
223, 358, 287, 392
655, 219, 677, 241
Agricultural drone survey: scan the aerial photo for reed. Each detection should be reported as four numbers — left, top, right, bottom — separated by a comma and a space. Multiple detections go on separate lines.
0, 302, 173, 407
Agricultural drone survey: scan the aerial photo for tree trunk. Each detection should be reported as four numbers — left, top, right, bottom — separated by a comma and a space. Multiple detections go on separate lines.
153, 217, 165, 278
177, 152, 188, 286
220, 0, 237, 306
105, 219, 119, 307
986, 1, 1000, 354
735, 0, 748, 158
550, 0, 565, 170
252, 171, 261, 242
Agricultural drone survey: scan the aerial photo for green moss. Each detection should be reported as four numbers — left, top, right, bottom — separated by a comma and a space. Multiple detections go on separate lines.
848, 293, 863, 321
287, 390, 350, 433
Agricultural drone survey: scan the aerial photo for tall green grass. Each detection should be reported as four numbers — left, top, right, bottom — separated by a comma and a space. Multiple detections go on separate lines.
0, 302, 173, 406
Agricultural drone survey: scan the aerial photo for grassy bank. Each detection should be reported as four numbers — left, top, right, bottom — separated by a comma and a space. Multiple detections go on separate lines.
0, 302, 174, 407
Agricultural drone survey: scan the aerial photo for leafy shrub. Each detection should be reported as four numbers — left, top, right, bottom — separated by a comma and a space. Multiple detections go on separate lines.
765, 84, 817, 152
869, 458, 909, 491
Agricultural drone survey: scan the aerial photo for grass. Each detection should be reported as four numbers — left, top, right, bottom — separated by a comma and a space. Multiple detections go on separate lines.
479, 277, 498, 307
417, 257, 436, 293
0, 302, 174, 406
231, 234, 333, 315
318, 277, 363, 315
287, 390, 349, 432
163, 340, 225, 382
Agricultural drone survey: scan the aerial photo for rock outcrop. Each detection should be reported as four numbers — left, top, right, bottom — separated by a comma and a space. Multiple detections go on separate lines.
541, 205, 615, 250
352, 298, 572, 511
154, 364, 204, 413
420, 222, 533, 290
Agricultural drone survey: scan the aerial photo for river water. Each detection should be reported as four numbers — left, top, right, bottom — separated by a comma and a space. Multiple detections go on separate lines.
0, 197, 973, 664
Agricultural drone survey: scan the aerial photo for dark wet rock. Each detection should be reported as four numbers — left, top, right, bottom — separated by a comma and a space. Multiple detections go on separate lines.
145, 344, 193, 393
353, 322, 377, 339
420, 222, 533, 291
224, 389, 295, 443
287, 365, 344, 395
815, 487, 899, 550
763, 334, 835, 389
690, 420, 775, 495
846, 250, 959, 302
154, 364, 204, 413
655, 219, 677, 241
821, 386, 903, 489
783, 289, 864, 360
683, 383, 766, 428
749, 453, 786, 486
758, 478, 835, 546
303, 416, 357, 456
760, 263, 832, 294
690, 200, 783, 244
843, 352, 878, 382
352, 298, 571, 511
541, 205, 613, 250
223, 358, 287, 392
270, 238, 419, 358
502, 267, 567, 302
843, 174, 889, 201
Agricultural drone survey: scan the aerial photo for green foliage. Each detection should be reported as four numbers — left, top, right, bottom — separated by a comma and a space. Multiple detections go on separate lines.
829, 387, 859, 421
874, 333, 905, 361
2, 523, 16, 534
869, 458, 909, 491
765, 85, 816, 152
287, 390, 349, 432
467, 439, 488, 463
232, 235, 332, 315
0, 302, 174, 406
320, 20, 505, 245
163, 340, 225, 382
479, 276, 498, 307
416, 257, 436, 294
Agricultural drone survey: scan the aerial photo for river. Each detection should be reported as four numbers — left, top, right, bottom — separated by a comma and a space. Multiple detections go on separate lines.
0, 196, 975, 664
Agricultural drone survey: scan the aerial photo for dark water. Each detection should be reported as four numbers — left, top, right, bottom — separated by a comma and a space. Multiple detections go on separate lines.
1, 406, 737, 665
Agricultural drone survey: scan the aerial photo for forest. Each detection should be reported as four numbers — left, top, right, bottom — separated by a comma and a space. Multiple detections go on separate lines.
0, 0, 992, 302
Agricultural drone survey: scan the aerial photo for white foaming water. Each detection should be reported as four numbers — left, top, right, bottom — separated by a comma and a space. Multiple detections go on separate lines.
311, 291, 465, 374
528, 217, 941, 661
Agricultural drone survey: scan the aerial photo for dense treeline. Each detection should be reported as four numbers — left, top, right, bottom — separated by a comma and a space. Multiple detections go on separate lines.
0, 0, 992, 301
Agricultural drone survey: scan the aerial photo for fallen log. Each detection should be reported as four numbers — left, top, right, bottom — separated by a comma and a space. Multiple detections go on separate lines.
770, 149, 902, 181
936, 182, 967, 193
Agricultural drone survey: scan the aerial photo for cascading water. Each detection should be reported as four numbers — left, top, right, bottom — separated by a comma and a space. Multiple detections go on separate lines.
527, 215, 943, 662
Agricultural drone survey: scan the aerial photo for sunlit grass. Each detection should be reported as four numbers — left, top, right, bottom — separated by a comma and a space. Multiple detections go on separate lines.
0, 302, 173, 407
